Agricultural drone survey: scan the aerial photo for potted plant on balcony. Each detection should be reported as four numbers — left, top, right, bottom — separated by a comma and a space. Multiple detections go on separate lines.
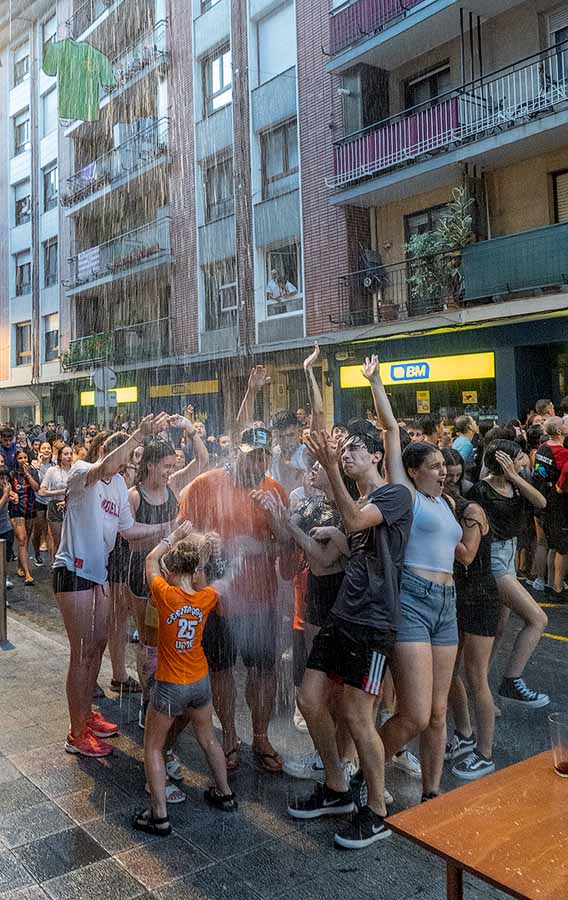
60, 333, 112, 370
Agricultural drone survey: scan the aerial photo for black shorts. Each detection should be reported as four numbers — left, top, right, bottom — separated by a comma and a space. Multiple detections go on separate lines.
107, 538, 130, 585
292, 628, 308, 688
543, 493, 568, 553
456, 579, 502, 637
53, 566, 98, 594
305, 571, 344, 628
307, 620, 392, 696
203, 608, 278, 673
127, 551, 148, 598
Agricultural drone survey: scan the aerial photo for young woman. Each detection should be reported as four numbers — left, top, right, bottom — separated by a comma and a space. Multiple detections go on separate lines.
31, 441, 54, 565
39, 445, 73, 555
9, 448, 40, 585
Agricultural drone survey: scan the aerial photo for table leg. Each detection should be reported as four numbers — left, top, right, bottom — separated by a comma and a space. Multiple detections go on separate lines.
446, 863, 463, 900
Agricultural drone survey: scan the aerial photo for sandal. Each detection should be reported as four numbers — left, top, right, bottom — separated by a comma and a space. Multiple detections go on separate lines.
253, 748, 283, 774
145, 782, 186, 804
204, 786, 238, 812
24, 576, 34, 586
133, 808, 171, 837
110, 676, 142, 694
224, 739, 242, 772
165, 750, 183, 782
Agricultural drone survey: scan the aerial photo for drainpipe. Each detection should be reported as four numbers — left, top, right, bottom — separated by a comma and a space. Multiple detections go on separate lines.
30, 17, 41, 384
459, 8, 465, 84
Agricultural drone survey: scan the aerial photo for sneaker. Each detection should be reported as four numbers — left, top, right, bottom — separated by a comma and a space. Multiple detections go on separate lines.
498, 677, 550, 708
130, 629, 140, 643
334, 806, 391, 850
33, 555, 44, 568
452, 751, 496, 781
528, 577, 545, 592
392, 749, 422, 779
445, 730, 476, 760
65, 729, 113, 758
350, 769, 393, 808
88, 711, 118, 738
341, 760, 359, 786
293, 703, 308, 734
287, 782, 355, 820
283, 750, 325, 782
5, 579, 13, 589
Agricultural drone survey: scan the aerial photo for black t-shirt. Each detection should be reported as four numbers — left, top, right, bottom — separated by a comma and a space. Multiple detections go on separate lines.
468, 480, 527, 541
331, 483, 413, 636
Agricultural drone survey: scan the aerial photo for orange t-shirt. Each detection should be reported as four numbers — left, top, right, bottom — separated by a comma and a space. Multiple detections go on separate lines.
151, 575, 218, 685
179, 468, 287, 611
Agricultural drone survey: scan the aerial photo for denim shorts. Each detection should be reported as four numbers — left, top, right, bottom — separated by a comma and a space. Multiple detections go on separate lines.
151, 675, 212, 718
490, 537, 517, 578
397, 570, 458, 647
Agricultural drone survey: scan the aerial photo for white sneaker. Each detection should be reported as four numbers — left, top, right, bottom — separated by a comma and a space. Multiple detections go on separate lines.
283, 750, 325, 781
293, 704, 308, 734
5, 579, 13, 589
341, 760, 359, 786
392, 749, 422, 779
529, 577, 545, 592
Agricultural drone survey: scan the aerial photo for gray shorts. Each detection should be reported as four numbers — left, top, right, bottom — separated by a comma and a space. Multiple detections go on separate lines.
151, 675, 212, 718
397, 570, 458, 647
490, 537, 517, 578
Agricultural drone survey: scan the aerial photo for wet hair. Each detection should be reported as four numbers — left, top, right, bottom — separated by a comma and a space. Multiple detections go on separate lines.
346, 419, 384, 456
162, 538, 201, 577
332, 422, 348, 434
399, 427, 411, 451
483, 439, 522, 475
482, 425, 516, 446
526, 424, 546, 451
535, 399, 553, 416
137, 439, 177, 484
405, 420, 422, 433
402, 441, 440, 478
272, 409, 299, 431
86, 431, 110, 463
54, 444, 73, 465
442, 448, 464, 472
421, 415, 442, 437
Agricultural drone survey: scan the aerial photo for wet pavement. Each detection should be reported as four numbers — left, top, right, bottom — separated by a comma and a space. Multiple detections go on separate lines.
1, 569, 567, 900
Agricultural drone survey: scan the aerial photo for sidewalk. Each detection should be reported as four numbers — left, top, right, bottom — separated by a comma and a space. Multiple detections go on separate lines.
0, 610, 564, 900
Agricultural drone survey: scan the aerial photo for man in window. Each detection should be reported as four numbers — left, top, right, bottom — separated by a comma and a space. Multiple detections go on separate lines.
266, 269, 297, 302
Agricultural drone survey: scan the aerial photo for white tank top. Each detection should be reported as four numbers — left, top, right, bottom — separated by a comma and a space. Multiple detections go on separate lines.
404, 492, 463, 574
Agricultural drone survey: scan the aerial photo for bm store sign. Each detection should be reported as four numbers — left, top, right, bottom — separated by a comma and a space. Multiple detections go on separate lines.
340, 352, 495, 388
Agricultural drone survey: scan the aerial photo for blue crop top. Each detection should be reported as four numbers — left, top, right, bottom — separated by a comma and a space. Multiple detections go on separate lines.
404, 491, 463, 574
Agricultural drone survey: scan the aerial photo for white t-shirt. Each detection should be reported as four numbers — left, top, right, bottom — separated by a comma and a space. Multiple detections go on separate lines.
53, 460, 134, 584
41, 465, 69, 496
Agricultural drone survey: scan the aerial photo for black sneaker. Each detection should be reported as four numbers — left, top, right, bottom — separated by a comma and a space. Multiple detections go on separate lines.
452, 751, 495, 781
34, 554, 44, 568
444, 730, 476, 760
334, 806, 391, 850
498, 677, 550, 709
349, 769, 393, 808
287, 782, 354, 820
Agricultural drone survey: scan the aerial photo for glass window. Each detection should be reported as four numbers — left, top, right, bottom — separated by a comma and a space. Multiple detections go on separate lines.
42, 15, 57, 55
15, 322, 32, 366
44, 314, 59, 362
204, 46, 232, 115
15, 251, 31, 297
43, 163, 58, 211
257, 3, 296, 85
265, 244, 302, 316
261, 120, 299, 199
201, 0, 222, 9
13, 43, 30, 87
404, 204, 448, 241
42, 89, 57, 136
204, 258, 237, 331
405, 65, 451, 110
14, 109, 30, 156
44, 238, 58, 287
204, 155, 234, 222
14, 181, 31, 226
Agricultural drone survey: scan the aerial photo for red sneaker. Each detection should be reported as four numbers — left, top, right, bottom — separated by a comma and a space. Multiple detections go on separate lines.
65, 729, 113, 758
88, 710, 119, 738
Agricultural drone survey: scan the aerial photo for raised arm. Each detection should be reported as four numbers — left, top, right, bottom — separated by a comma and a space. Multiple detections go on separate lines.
496, 450, 546, 510
145, 521, 194, 587
303, 343, 326, 434
236, 366, 271, 432
168, 416, 210, 497
85, 413, 170, 487
362, 355, 411, 491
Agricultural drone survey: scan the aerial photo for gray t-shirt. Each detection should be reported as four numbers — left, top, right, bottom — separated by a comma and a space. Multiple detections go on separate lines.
331, 483, 413, 637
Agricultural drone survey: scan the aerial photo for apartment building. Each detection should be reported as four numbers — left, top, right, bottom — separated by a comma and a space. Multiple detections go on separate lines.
325, 0, 568, 422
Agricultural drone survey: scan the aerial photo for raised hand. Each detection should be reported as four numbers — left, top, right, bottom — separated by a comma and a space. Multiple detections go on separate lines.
248, 365, 271, 393
168, 520, 193, 543
168, 414, 195, 434
495, 450, 517, 481
304, 431, 340, 471
303, 342, 320, 371
151, 412, 171, 434
361, 354, 380, 382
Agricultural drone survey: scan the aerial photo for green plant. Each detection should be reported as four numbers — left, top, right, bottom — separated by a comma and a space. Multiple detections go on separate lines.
436, 186, 474, 251
61, 333, 112, 369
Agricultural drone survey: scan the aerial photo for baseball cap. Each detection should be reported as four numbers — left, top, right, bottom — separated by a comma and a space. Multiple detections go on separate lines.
239, 427, 272, 454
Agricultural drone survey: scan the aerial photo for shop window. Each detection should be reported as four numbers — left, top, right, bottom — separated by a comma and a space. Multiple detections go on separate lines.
13, 43, 30, 87
15, 251, 31, 297
43, 162, 58, 211
405, 63, 451, 110
265, 243, 302, 316
42, 88, 57, 136
15, 322, 32, 366
257, 2, 296, 86
44, 238, 58, 287
204, 258, 237, 331
14, 109, 30, 156
203, 46, 232, 116
204, 155, 234, 222
261, 120, 298, 200
14, 180, 31, 226
44, 314, 59, 362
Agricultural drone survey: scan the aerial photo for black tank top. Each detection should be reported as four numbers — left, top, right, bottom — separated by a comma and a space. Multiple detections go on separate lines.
135, 484, 178, 524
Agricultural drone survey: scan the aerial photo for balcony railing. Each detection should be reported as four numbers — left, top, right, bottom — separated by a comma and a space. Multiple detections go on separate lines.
62, 318, 170, 370
336, 224, 568, 327
62, 118, 169, 208
330, 0, 424, 56
66, 0, 115, 39
329, 39, 568, 188
110, 19, 169, 95
67, 217, 171, 288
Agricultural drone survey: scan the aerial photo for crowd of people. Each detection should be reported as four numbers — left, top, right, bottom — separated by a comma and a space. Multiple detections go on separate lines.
0, 349, 565, 850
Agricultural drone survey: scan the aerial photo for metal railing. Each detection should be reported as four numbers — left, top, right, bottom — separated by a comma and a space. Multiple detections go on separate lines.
63, 318, 170, 369
110, 19, 169, 95
67, 216, 171, 287
66, 0, 115, 39
62, 118, 169, 207
330, 0, 424, 55
329, 39, 568, 188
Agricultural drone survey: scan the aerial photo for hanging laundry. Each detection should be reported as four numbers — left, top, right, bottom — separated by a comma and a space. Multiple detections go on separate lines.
42, 39, 116, 122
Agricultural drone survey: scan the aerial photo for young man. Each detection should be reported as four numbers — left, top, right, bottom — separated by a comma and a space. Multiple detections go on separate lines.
421, 415, 444, 447
452, 415, 479, 464
287, 423, 412, 849
271, 409, 310, 494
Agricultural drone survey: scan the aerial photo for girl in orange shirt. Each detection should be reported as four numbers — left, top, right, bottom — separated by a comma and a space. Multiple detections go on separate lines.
133, 522, 236, 838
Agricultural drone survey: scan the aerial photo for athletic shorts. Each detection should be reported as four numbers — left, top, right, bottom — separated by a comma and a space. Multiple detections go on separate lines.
203, 608, 277, 673
305, 571, 344, 628
292, 628, 308, 688
107, 538, 129, 585
151, 675, 212, 718
52, 566, 98, 594
455, 578, 502, 637
307, 620, 392, 695
397, 570, 458, 646
47, 500, 65, 524
490, 538, 517, 578
128, 551, 149, 598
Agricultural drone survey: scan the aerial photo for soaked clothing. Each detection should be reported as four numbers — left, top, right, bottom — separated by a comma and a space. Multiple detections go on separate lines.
9, 470, 37, 519
404, 492, 463, 574
295, 494, 345, 627
454, 498, 501, 638
468, 480, 528, 542
128, 485, 178, 598
150, 575, 217, 685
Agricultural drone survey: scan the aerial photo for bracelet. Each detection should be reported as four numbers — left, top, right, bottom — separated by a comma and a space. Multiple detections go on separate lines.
160, 538, 172, 548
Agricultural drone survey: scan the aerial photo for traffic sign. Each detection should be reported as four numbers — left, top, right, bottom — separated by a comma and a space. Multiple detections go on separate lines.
91, 367, 117, 391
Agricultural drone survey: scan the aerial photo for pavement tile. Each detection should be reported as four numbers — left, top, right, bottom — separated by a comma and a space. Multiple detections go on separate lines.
54, 783, 132, 825
0, 848, 35, 894
41, 858, 146, 900
12, 827, 109, 883
223, 838, 325, 898
0, 730, 50, 756
0, 780, 46, 817
0, 801, 75, 849
153, 862, 265, 900
25, 766, 107, 800
170, 804, 275, 860
0, 887, 49, 900
115, 835, 211, 891
283, 870, 380, 900
0, 761, 21, 786
83, 806, 163, 855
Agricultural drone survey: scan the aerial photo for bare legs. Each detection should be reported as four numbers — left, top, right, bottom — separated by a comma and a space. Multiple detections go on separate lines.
107, 581, 131, 684
11, 518, 33, 581
491, 575, 547, 679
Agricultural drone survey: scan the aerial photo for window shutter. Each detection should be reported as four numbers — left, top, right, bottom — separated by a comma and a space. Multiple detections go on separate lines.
555, 171, 568, 222
549, 6, 568, 36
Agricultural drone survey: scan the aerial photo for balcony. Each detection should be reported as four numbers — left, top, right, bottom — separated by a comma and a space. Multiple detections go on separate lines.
66, 217, 172, 293
62, 318, 170, 370
330, 0, 423, 56
336, 223, 568, 327
62, 118, 169, 211
66, 0, 121, 39
329, 40, 568, 191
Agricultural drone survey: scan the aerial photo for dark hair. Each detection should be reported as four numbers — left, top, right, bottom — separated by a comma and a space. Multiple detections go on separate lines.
526, 424, 546, 451
346, 419, 384, 456
86, 431, 110, 463
272, 409, 299, 431
421, 415, 442, 436
560, 396, 568, 416
454, 415, 474, 435
15, 448, 31, 465
332, 422, 348, 434
483, 439, 522, 475
137, 439, 177, 484
442, 448, 464, 471
399, 427, 411, 451
402, 441, 440, 477
483, 425, 516, 446
405, 420, 422, 433
54, 444, 73, 465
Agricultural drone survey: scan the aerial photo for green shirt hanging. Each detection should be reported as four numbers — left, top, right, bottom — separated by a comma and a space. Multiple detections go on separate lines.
42, 39, 116, 122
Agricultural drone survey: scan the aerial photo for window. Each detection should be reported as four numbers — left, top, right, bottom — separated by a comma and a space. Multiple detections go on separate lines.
14, 181, 31, 226
204, 258, 237, 330
43, 163, 58, 211
261, 120, 299, 199
257, 3, 296, 85
15, 322, 32, 366
201, 0, 222, 9
266, 243, 302, 316
15, 251, 31, 297
14, 109, 30, 156
44, 314, 59, 362
554, 170, 568, 223
204, 155, 234, 222
404, 204, 448, 242
42, 89, 57, 136
44, 238, 58, 287
42, 15, 57, 55
13, 43, 30, 87
405, 64, 451, 110
549, 8, 568, 81
204, 46, 232, 115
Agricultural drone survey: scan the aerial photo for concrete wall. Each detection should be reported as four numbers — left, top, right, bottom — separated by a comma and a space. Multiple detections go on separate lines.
487, 147, 568, 237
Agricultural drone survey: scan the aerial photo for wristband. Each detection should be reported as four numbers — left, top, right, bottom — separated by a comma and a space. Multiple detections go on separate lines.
160, 537, 172, 548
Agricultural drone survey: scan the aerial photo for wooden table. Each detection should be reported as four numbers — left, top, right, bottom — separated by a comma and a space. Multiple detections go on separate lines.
387, 752, 568, 900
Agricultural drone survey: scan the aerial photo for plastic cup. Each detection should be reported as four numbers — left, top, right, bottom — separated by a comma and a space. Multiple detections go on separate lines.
549, 712, 568, 777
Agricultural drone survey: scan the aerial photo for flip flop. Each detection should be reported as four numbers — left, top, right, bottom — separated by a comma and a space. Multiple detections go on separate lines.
253, 748, 283, 774
132, 808, 171, 837
225, 740, 242, 772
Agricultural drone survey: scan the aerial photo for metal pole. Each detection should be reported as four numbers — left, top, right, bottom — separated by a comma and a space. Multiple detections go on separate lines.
460, 8, 465, 84
0, 539, 7, 645
469, 12, 475, 82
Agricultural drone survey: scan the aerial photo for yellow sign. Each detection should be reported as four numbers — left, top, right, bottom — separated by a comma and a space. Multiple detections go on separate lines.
149, 380, 219, 399
462, 390, 478, 404
416, 390, 430, 414
340, 352, 495, 389
80, 386, 138, 407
